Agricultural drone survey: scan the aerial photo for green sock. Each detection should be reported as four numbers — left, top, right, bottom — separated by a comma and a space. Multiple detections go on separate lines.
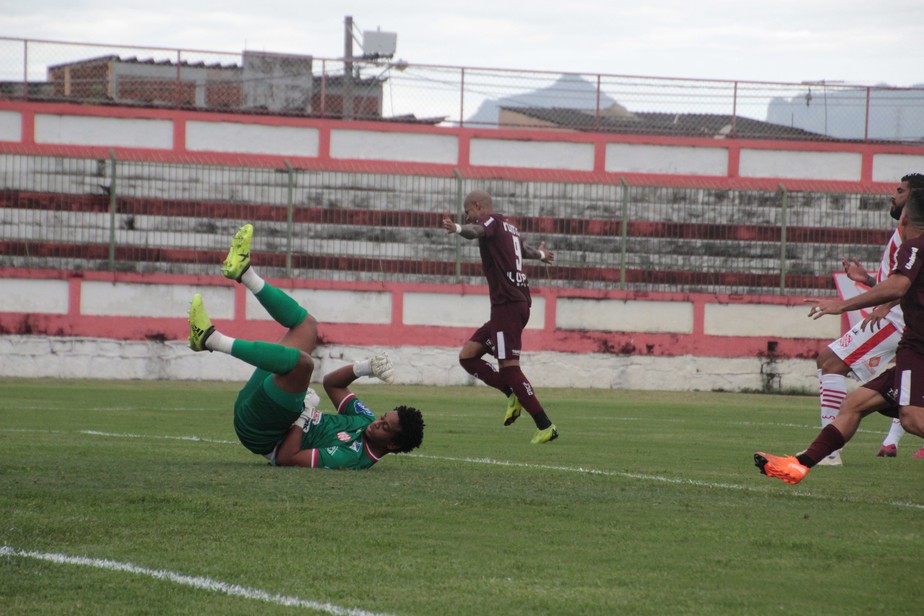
254, 283, 308, 328
231, 340, 301, 374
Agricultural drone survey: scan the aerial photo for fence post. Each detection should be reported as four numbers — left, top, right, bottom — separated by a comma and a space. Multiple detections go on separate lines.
284, 161, 294, 278
619, 178, 629, 289
453, 169, 463, 282
779, 183, 788, 294
108, 149, 117, 271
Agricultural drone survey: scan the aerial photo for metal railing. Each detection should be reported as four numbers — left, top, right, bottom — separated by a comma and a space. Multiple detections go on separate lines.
0, 152, 893, 297
2, 37, 924, 142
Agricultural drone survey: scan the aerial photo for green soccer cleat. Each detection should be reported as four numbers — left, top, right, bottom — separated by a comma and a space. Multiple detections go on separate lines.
531, 424, 559, 444
221, 223, 253, 281
188, 293, 215, 352
504, 392, 522, 426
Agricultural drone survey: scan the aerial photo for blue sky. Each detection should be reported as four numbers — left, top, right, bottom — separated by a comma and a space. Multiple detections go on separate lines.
3, 0, 923, 86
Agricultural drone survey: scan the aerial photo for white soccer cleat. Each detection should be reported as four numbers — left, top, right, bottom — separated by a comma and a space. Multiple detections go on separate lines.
370, 352, 395, 384
815, 450, 843, 466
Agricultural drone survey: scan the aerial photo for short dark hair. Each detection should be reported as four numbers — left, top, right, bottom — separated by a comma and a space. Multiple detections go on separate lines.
905, 188, 924, 226
393, 405, 425, 453
902, 173, 924, 190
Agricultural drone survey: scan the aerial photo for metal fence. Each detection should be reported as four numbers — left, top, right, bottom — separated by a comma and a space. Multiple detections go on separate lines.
0, 152, 894, 297
2, 37, 924, 142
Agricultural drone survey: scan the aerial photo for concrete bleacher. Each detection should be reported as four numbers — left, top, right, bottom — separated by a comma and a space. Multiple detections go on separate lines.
0, 154, 892, 295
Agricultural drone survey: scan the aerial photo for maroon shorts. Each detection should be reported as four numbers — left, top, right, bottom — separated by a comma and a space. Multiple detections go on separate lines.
863, 347, 924, 418
470, 301, 530, 361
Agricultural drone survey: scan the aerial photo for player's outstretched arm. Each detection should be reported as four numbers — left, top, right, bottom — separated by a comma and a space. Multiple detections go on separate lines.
523, 240, 554, 264
806, 274, 910, 319
440, 212, 484, 240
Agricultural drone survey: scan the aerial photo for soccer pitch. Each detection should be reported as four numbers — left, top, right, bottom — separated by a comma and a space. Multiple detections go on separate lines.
1, 379, 920, 615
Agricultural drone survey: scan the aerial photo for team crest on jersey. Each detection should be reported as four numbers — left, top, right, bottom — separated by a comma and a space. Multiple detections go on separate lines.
354, 400, 375, 419
336, 431, 351, 442
838, 333, 853, 347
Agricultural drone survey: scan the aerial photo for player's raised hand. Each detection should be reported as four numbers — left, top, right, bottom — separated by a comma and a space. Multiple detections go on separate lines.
537, 240, 555, 264
842, 257, 870, 284
441, 212, 457, 234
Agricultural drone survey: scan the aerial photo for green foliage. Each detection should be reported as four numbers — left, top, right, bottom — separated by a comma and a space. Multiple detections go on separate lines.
1, 379, 920, 615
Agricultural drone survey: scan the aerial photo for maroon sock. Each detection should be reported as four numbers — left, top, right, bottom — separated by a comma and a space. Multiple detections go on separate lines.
459, 358, 510, 395
797, 425, 847, 468
500, 366, 552, 429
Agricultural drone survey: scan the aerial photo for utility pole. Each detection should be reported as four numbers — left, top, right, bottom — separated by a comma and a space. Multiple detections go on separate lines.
343, 15, 353, 120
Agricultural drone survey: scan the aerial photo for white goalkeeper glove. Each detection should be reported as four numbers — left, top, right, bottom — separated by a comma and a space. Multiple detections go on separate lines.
353, 352, 395, 384
370, 351, 395, 384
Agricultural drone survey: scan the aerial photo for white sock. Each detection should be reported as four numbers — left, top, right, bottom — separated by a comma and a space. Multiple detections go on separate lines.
240, 267, 265, 295
205, 331, 235, 354
881, 418, 905, 447
819, 373, 847, 427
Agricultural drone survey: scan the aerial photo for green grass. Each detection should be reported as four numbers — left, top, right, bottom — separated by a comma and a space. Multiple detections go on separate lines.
1, 379, 921, 615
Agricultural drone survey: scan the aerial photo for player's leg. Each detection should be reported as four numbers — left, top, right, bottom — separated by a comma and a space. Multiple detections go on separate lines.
814, 349, 849, 465
877, 418, 904, 457
492, 302, 557, 444
817, 321, 901, 464
459, 326, 507, 391
755, 384, 889, 485
187, 293, 311, 456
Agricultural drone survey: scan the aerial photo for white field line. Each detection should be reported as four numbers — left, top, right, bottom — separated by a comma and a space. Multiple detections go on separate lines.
0, 546, 394, 616
4, 428, 922, 510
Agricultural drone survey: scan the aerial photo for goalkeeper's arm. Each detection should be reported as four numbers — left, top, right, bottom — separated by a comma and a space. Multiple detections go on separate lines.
323, 352, 395, 409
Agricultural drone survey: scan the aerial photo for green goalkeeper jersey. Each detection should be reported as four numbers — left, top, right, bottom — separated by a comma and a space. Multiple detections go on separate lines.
299, 393, 382, 470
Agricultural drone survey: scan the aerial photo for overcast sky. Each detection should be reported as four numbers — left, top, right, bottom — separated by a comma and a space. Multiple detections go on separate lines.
3, 0, 923, 87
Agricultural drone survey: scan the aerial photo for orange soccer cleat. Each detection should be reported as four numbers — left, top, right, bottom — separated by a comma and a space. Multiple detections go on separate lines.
754, 452, 809, 485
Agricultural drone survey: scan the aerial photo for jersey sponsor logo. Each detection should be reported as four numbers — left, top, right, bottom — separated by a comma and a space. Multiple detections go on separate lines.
903, 246, 918, 270
336, 431, 351, 442
505, 271, 528, 286
354, 400, 375, 419
351, 441, 362, 453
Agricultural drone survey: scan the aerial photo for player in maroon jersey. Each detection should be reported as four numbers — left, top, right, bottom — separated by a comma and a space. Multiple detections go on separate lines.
814, 173, 924, 463
756, 187, 924, 484
441, 190, 559, 444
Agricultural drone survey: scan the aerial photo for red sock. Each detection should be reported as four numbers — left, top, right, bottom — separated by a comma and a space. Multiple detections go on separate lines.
798, 425, 847, 467
500, 366, 551, 429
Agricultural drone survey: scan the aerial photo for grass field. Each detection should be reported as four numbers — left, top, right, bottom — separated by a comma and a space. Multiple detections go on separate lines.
1, 378, 921, 615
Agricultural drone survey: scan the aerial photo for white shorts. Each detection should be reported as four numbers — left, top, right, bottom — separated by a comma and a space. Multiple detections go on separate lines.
828, 310, 903, 382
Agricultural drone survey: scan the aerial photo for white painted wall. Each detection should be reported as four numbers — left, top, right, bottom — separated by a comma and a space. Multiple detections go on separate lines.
186, 121, 319, 157
330, 129, 458, 164
557, 298, 694, 333
34, 114, 174, 149
0, 279, 69, 314
0, 110, 21, 142
704, 303, 839, 339
739, 149, 862, 181
605, 143, 728, 176
470, 138, 594, 171
403, 292, 545, 329
872, 153, 924, 183
0, 335, 820, 394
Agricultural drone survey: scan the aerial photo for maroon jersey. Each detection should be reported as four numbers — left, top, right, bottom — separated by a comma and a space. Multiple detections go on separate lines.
892, 234, 924, 353
476, 213, 531, 306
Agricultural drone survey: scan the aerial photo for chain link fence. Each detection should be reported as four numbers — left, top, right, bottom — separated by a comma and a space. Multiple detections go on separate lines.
3, 37, 924, 142
0, 152, 893, 297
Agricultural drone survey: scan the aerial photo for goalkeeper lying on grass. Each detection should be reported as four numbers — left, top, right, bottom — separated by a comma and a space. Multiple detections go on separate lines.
187, 223, 424, 470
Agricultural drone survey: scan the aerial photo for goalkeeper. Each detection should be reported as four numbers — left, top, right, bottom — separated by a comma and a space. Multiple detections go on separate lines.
187, 224, 424, 470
